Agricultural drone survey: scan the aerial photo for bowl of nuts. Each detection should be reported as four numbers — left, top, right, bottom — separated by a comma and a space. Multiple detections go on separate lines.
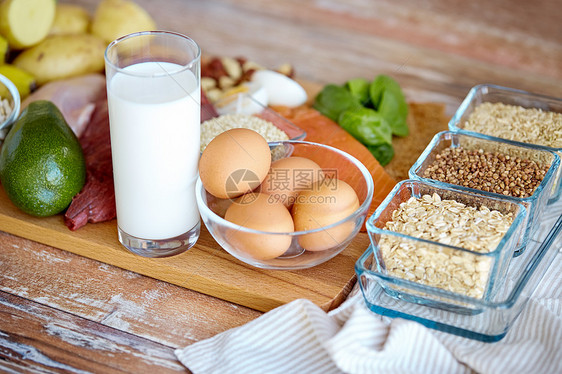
448, 84, 562, 203
364, 179, 526, 313
409, 131, 560, 254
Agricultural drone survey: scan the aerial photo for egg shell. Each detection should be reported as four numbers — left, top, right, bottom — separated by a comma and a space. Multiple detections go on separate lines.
259, 156, 323, 208
292, 179, 360, 252
251, 70, 307, 107
199, 128, 271, 199
224, 192, 294, 260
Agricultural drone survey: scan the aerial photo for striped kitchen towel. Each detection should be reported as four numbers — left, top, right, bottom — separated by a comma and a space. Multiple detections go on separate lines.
175, 249, 562, 374
176, 204, 562, 374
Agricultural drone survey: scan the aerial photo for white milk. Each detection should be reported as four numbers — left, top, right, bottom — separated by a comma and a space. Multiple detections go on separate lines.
107, 61, 200, 240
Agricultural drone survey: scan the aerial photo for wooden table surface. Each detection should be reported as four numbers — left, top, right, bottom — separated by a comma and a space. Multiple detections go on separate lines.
1, 0, 561, 372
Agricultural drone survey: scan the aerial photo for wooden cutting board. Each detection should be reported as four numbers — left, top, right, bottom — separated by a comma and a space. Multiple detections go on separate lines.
0, 186, 370, 312
0, 80, 448, 313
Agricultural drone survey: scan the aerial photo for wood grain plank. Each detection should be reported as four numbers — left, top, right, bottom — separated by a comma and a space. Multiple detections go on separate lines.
110, 0, 561, 114
0, 231, 261, 347
2, 0, 561, 371
0, 291, 187, 373
208, 0, 562, 81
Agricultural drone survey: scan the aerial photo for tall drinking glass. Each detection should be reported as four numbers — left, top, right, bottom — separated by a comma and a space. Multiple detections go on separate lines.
105, 31, 201, 257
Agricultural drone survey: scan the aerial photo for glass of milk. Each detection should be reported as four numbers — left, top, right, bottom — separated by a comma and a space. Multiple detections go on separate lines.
105, 31, 201, 257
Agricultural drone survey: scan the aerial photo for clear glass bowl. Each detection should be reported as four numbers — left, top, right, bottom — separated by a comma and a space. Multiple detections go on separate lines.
356, 197, 562, 342
448, 84, 562, 203
0, 73, 21, 140
409, 131, 560, 255
366, 180, 526, 313
210, 92, 306, 141
196, 140, 374, 270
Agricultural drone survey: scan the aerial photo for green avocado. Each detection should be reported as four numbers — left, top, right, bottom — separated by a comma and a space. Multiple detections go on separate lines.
0, 100, 86, 217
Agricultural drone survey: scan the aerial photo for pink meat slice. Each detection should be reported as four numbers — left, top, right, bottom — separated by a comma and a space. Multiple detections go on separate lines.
22, 74, 106, 138
64, 95, 116, 231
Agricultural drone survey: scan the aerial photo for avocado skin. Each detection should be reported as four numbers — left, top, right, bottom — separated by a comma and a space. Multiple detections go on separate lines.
0, 100, 86, 217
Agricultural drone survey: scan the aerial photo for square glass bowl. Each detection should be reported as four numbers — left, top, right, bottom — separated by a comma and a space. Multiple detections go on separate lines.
448, 84, 562, 203
409, 131, 560, 254
356, 198, 562, 342
366, 180, 526, 314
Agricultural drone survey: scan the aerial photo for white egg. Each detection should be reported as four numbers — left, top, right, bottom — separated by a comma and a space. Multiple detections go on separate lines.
251, 70, 307, 107
216, 82, 269, 116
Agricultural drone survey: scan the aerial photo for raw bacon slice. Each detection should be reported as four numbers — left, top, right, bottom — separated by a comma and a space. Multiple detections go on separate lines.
64, 174, 116, 230
64, 95, 116, 230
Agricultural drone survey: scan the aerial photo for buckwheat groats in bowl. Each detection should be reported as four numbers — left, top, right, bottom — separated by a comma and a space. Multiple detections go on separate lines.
410, 131, 560, 254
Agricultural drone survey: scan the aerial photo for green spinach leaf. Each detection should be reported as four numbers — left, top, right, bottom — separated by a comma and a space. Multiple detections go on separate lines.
346, 78, 371, 106
369, 75, 404, 108
368, 143, 395, 166
378, 90, 409, 136
313, 84, 360, 122
338, 107, 392, 146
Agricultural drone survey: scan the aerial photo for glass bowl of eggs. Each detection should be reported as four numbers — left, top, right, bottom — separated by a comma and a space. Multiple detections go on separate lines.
195, 131, 374, 270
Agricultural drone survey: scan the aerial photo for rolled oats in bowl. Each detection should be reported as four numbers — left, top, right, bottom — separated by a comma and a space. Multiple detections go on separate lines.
380, 193, 513, 299
0, 97, 13, 123
0, 73, 21, 140
366, 180, 526, 310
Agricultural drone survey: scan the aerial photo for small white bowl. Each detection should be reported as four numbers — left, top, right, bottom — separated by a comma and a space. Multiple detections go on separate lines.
0, 73, 21, 140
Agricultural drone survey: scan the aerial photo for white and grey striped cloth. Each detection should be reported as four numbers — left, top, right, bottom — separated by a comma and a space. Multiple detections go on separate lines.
176, 196, 562, 374
175, 245, 562, 374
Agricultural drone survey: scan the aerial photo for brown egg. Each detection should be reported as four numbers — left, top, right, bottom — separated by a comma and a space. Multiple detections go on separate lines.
224, 192, 294, 260
259, 156, 323, 208
199, 128, 271, 199
292, 179, 360, 252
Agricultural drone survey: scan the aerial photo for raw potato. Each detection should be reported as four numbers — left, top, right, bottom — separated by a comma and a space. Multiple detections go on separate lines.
49, 3, 90, 36
0, 0, 56, 49
13, 34, 106, 85
91, 0, 156, 44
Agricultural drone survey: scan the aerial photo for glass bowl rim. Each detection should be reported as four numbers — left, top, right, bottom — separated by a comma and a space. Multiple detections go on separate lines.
366, 179, 528, 256
0, 73, 21, 132
448, 83, 562, 152
408, 130, 562, 202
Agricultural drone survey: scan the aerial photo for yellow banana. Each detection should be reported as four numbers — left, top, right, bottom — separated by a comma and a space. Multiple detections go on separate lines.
0, 35, 8, 64
0, 64, 36, 99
